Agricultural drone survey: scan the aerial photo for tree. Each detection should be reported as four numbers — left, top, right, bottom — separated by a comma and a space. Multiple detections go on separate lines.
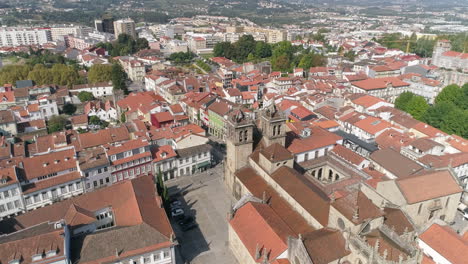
77, 91, 95, 102
272, 55, 291, 72
435, 84, 462, 105
406, 96, 429, 120
62, 103, 77, 115
136, 38, 149, 51
234, 35, 256, 62
48, 115, 68, 133
213, 42, 234, 58
168, 51, 195, 63
394, 91, 415, 112
272, 41, 294, 61
297, 52, 326, 69
111, 63, 127, 93
421, 101, 457, 129
255, 41, 272, 58
88, 64, 113, 83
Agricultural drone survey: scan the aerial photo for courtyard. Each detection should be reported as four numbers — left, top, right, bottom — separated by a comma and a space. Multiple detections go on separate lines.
166, 165, 238, 264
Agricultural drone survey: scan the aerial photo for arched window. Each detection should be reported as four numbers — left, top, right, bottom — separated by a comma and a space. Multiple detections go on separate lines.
239, 131, 243, 142
318, 168, 322, 180
277, 124, 281, 135
244, 130, 248, 141
335, 173, 339, 181
328, 170, 333, 181
272, 125, 276, 136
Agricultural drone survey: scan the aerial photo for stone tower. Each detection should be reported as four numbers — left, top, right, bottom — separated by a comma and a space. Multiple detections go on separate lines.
260, 104, 287, 147
224, 109, 254, 196
432, 40, 451, 66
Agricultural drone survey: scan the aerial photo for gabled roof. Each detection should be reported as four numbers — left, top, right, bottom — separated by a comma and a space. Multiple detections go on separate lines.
419, 224, 468, 264
230, 202, 295, 262
396, 170, 462, 204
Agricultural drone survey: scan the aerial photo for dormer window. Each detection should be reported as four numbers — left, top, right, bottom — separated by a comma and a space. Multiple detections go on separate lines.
46, 249, 57, 257
9, 259, 19, 264
32, 253, 43, 261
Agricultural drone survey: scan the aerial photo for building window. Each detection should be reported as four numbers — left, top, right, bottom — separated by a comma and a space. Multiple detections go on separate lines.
0, 204, 5, 213
418, 204, 423, 215
163, 251, 170, 258
14, 200, 20, 208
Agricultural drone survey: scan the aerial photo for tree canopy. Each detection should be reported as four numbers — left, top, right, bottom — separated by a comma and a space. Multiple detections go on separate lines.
47, 115, 68, 133
96, 34, 149, 57
396, 84, 468, 138
88, 64, 113, 84
77, 91, 95, 102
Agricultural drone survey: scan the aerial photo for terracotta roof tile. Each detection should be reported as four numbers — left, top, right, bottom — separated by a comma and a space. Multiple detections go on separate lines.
396, 170, 462, 204
419, 224, 468, 264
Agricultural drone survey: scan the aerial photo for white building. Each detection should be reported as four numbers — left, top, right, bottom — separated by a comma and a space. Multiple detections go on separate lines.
0, 167, 24, 220
71, 82, 114, 98
50, 26, 93, 41
21, 148, 84, 211
0, 27, 52, 47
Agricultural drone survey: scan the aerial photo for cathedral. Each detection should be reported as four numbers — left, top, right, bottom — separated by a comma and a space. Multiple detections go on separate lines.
222, 105, 454, 264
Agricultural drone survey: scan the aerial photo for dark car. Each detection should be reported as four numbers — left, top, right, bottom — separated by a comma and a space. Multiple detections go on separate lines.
178, 216, 195, 226
181, 221, 198, 232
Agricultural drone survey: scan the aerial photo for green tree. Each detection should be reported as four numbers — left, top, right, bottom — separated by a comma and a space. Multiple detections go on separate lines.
297, 52, 326, 69
406, 96, 429, 120
394, 91, 415, 112
255, 41, 272, 58
421, 101, 457, 129
272, 55, 291, 72
136, 38, 149, 51
111, 63, 127, 93
62, 103, 77, 115
234, 35, 256, 62
272, 41, 294, 61
77, 91, 95, 102
435, 84, 462, 105
48, 115, 68, 133
213, 42, 234, 58
88, 64, 113, 83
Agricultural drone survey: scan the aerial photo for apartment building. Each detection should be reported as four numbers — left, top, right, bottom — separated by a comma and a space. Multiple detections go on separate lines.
0, 27, 52, 47
106, 139, 153, 183
114, 18, 137, 39
0, 167, 24, 219
21, 148, 84, 211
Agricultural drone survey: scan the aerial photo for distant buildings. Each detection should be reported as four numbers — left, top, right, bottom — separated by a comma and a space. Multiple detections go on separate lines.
114, 18, 137, 39
0, 27, 52, 47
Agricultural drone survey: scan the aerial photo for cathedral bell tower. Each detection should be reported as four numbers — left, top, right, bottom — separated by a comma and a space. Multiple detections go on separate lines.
260, 104, 287, 147
224, 109, 254, 196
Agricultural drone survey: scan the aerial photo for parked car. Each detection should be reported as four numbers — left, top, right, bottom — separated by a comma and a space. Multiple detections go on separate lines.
181, 221, 198, 232
170, 200, 182, 209
178, 216, 195, 226
171, 208, 184, 219
457, 203, 468, 220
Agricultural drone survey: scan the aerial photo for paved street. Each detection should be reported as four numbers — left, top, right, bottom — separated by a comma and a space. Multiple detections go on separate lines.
166, 165, 238, 264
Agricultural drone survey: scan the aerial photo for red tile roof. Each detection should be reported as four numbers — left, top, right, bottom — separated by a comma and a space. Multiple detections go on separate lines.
396, 170, 462, 204
230, 202, 295, 262
419, 224, 468, 264
352, 77, 409, 91
287, 126, 342, 154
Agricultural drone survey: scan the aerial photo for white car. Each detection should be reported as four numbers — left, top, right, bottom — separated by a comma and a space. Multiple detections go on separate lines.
457, 203, 468, 220
171, 208, 184, 218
